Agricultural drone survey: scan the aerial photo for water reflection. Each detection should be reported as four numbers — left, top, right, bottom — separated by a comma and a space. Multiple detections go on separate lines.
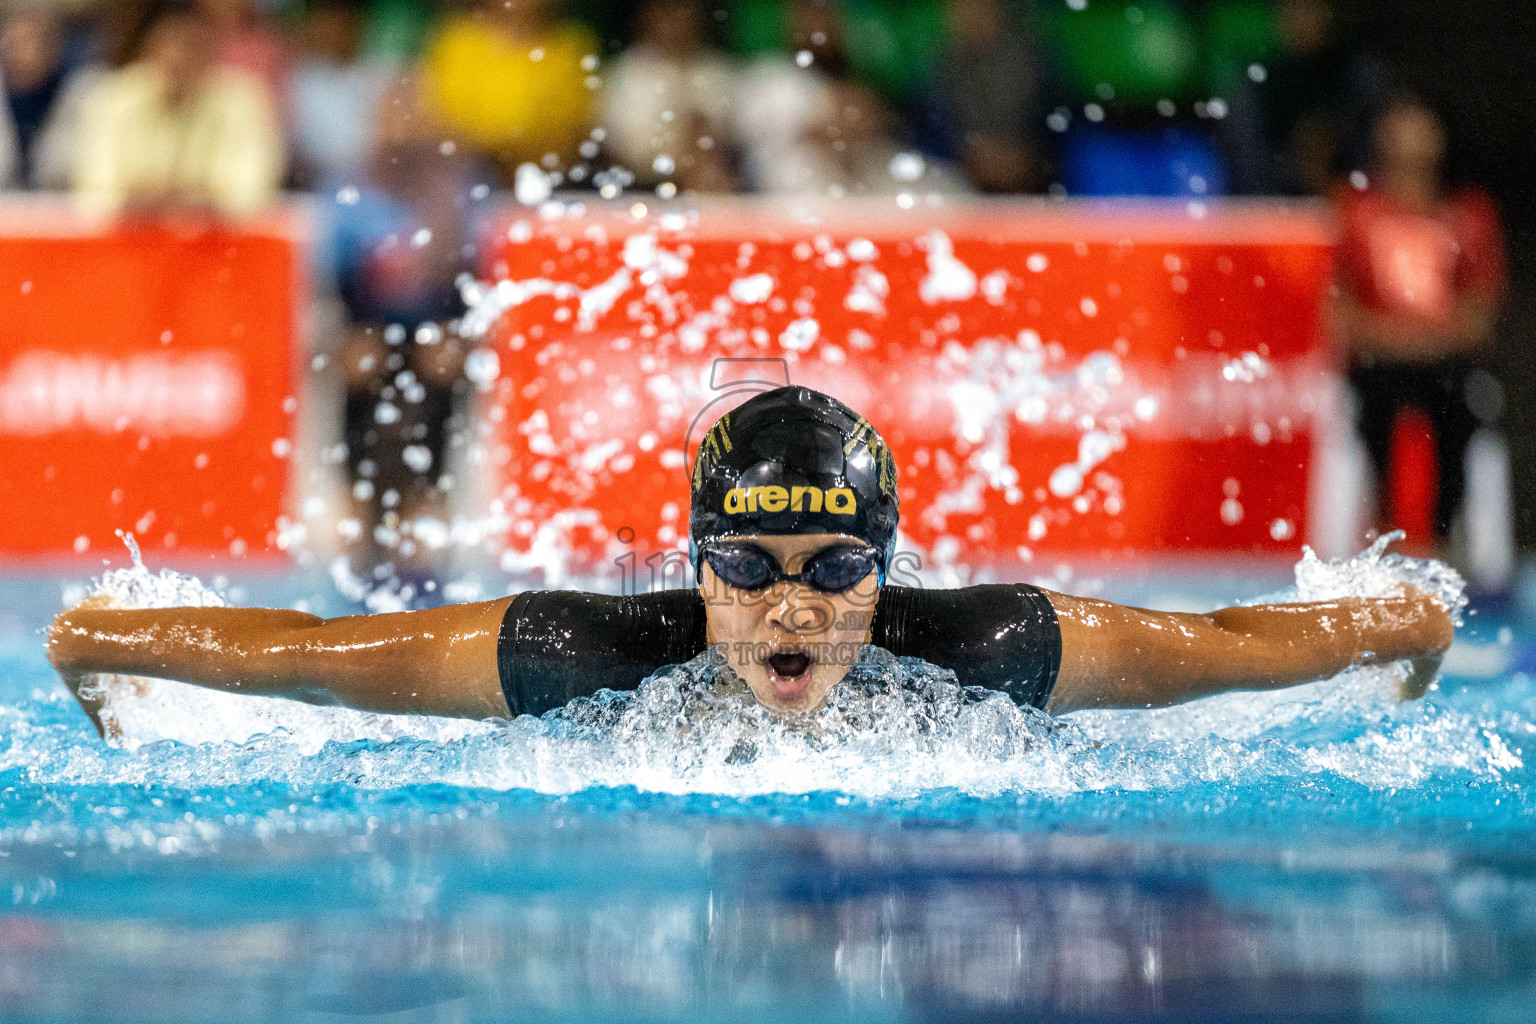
1, 815, 1529, 1021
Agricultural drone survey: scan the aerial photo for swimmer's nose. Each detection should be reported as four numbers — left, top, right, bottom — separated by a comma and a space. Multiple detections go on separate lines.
766, 584, 834, 637
763, 584, 793, 630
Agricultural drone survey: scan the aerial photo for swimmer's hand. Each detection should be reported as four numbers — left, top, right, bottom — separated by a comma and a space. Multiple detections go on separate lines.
1379, 586, 1455, 702
1399, 654, 1445, 702
48, 594, 125, 738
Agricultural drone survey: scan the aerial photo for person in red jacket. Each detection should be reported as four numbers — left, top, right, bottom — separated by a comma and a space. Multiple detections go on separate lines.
1335, 97, 1507, 545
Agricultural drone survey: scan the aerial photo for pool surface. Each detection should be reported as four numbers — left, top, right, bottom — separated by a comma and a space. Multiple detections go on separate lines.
2, 544, 1535, 1022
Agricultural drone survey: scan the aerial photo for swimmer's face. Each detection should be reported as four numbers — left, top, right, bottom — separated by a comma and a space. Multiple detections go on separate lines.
700, 533, 880, 714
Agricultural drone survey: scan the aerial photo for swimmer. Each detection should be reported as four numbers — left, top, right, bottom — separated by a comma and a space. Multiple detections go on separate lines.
48, 387, 1454, 735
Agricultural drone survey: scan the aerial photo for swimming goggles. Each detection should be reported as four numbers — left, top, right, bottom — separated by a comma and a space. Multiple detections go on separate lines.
701, 542, 881, 593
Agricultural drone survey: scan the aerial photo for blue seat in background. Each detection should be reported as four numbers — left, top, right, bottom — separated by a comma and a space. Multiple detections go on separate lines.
1060, 126, 1229, 197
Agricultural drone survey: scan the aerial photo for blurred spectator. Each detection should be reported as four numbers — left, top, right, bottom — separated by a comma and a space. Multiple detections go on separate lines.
733, 0, 957, 197
600, 0, 736, 193
361, 0, 435, 63
732, 0, 842, 193
0, 6, 69, 186
930, 0, 1044, 193
70, 0, 283, 219
291, 0, 396, 187
24, 0, 152, 191
1227, 0, 1389, 195
198, 0, 289, 117
1337, 98, 1507, 544
424, 0, 598, 185
1050, 0, 1223, 197
325, 75, 491, 556
727, 0, 945, 108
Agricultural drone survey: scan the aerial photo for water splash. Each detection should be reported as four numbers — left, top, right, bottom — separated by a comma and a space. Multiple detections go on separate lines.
21, 534, 1519, 800
70, 539, 494, 755
1293, 530, 1467, 622
534, 646, 1062, 797
1068, 534, 1490, 790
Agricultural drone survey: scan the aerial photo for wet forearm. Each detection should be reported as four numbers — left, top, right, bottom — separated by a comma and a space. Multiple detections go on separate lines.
47, 600, 514, 719
1186, 594, 1451, 699
48, 607, 331, 697
1194, 599, 1403, 692
1050, 592, 1453, 711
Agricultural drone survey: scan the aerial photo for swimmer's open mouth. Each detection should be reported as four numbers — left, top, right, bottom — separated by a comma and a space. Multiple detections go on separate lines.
767, 651, 812, 679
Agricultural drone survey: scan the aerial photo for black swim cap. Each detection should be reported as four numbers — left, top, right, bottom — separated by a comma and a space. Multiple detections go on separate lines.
689, 386, 899, 581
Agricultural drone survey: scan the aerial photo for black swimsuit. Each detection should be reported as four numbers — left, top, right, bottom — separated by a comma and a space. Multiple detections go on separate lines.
496, 585, 1061, 717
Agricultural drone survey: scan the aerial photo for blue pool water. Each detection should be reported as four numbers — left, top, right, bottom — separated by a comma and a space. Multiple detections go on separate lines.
2, 546, 1535, 1022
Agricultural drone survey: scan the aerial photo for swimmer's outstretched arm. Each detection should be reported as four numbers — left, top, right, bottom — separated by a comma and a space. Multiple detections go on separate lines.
48, 597, 515, 734
1043, 588, 1455, 713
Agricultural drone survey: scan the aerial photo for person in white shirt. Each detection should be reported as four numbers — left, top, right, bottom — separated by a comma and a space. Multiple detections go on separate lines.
600, 0, 736, 193
290, 0, 395, 187
70, 0, 282, 220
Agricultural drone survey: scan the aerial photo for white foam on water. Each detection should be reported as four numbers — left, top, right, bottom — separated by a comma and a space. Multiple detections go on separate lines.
58, 536, 496, 756
22, 535, 1521, 800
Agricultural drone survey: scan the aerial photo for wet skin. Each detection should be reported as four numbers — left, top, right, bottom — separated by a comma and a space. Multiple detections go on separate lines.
48, 561, 1455, 735
1045, 586, 1454, 712
699, 533, 881, 714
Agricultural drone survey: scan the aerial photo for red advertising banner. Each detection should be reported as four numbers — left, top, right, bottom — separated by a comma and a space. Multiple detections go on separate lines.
0, 206, 300, 561
476, 199, 1335, 577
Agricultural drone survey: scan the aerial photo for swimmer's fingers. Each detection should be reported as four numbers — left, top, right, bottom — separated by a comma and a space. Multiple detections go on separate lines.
1359, 586, 1455, 664
1367, 588, 1451, 700
1396, 583, 1454, 628
49, 593, 126, 740
1398, 653, 1443, 702
59, 668, 109, 739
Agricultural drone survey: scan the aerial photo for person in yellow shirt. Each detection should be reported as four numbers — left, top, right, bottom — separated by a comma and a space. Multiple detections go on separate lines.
423, 0, 598, 183
70, 1, 283, 221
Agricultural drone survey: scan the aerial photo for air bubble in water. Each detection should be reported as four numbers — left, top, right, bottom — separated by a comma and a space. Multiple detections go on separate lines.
889, 153, 925, 183
465, 349, 501, 390
515, 163, 554, 205
401, 445, 433, 474
779, 318, 820, 352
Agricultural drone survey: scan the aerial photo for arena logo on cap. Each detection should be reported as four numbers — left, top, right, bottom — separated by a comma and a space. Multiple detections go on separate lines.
724, 485, 857, 515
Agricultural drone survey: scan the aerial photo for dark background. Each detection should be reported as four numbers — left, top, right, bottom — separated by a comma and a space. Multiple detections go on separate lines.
1348, 0, 1536, 544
